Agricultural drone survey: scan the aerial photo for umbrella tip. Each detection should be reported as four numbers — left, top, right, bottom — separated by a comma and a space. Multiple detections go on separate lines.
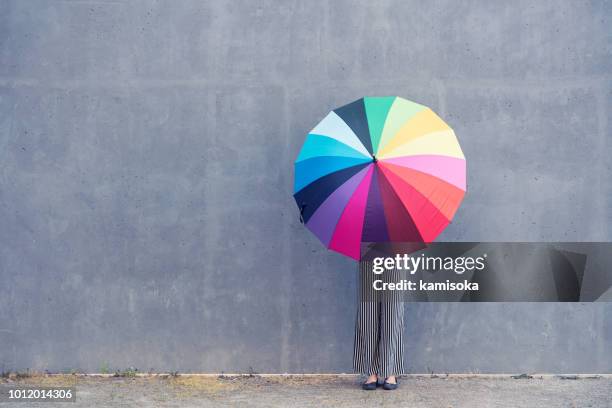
372, 155, 377, 163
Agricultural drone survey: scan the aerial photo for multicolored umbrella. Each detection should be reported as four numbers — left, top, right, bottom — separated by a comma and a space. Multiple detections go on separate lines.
293, 96, 466, 260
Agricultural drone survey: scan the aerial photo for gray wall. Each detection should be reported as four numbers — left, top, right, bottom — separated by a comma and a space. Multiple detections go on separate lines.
0, 0, 611, 374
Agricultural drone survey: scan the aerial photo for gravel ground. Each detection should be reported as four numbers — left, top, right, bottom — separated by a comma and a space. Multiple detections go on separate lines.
1, 374, 611, 407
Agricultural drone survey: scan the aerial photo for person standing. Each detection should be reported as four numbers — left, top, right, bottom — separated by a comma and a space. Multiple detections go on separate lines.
353, 260, 405, 390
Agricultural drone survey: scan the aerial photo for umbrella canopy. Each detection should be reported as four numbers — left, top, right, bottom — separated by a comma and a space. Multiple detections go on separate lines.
294, 96, 466, 260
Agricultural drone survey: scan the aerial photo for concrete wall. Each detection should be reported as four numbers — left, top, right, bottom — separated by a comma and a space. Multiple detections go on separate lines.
0, 0, 610, 373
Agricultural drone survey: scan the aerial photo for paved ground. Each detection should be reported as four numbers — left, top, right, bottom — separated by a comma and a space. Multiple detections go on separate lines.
1, 375, 611, 407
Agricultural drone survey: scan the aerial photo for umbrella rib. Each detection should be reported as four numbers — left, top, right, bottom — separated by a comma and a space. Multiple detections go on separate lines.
378, 129, 456, 159
378, 164, 454, 235
294, 155, 372, 193
379, 160, 466, 193
380, 162, 459, 222
297, 133, 372, 162
376, 98, 427, 155
376, 166, 425, 243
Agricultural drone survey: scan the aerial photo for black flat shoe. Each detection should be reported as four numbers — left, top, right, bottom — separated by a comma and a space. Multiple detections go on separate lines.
361, 380, 378, 391
383, 379, 398, 390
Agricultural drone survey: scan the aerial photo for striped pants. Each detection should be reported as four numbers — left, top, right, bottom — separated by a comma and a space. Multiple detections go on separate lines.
353, 261, 405, 377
